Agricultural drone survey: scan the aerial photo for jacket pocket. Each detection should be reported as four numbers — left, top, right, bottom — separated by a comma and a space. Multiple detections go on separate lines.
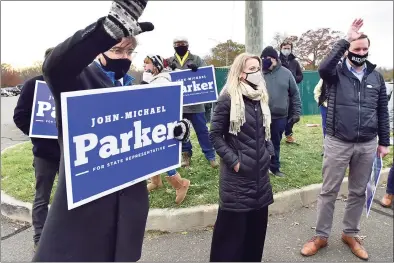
237, 150, 253, 175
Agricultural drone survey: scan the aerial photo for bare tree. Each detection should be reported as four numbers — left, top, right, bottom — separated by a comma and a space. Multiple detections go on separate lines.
296, 28, 344, 70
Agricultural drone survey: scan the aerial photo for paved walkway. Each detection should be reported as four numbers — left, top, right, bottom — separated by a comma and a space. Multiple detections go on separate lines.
1, 96, 393, 262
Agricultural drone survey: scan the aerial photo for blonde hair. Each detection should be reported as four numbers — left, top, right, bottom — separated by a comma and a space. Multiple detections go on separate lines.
223, 53, 269, 103
143, 57, 159, 75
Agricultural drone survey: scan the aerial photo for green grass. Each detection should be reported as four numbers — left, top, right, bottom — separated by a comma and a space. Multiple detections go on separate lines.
1, 115, 393, 209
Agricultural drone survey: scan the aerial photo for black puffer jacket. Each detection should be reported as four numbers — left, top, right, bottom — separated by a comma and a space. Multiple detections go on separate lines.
320, 39, 390, 146
279, 53, 304, 84
209, 92, 274, 212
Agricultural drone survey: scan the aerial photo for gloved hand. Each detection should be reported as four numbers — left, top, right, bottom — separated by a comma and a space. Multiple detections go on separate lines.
170, 63, 177, 71
288, 115, 300, 124
105, 0, 154, 39
187, 64, 198, 72
173, 119, 191, 143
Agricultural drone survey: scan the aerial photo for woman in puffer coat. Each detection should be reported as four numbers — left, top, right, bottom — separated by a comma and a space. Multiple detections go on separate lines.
209, 53, 275, 262
141, 55, 192, 205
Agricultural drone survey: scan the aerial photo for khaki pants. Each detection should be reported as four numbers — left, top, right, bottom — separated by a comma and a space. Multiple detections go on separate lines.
316, 135, 377, 238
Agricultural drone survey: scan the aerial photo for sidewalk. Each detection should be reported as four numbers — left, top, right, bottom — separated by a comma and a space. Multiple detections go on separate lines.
1, 187, 392, 262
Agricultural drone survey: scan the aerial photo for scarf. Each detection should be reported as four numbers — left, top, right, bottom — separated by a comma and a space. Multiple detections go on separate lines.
229, 82, 271, 140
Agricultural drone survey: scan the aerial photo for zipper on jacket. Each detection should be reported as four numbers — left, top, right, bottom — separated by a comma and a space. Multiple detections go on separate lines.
255, 103, 260, 197
354, 81, 361, 142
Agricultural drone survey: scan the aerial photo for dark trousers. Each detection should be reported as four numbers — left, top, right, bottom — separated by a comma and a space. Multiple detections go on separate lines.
32, 156, 59, 245
182, 112, 216, 161
320, 105, 328, 138
209, 206, 269, 262
204, 103, 213, 123
270, 118, 287, 173
387, 165, 394, 195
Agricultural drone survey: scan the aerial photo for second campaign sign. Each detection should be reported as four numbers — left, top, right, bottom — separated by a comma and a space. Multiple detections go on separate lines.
61, 82, 183, 210
29, 80, 58, 139
169, 65, 218, 106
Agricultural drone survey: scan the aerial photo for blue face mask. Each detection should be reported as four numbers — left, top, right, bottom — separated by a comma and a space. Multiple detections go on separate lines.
262, 58, 273, 70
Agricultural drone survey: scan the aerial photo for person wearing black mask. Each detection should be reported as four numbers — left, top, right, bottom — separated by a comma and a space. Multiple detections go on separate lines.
168, 37, 218, 169
260, 46, 301, 178
301, 19, 390, 261
13, 47, 59, 253
279, 42, 304, 144
30, 1, 183, 261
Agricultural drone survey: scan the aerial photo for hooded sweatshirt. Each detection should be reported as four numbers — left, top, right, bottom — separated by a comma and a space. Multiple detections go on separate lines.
263, 62, 301, 119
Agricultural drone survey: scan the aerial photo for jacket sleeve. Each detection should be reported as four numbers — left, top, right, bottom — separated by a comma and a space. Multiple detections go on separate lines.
42, 17, 119, 97
314, 79, 323, 103
13, 78, 36, 135
288, 73, 302, 117
209, 93, 239, 169
318, 39, 350, 83
295, 61, 304, 84
377, 74, 390, 146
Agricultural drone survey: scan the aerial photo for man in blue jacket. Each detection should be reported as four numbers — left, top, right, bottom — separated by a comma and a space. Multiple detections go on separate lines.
13, 48, 59, 252
301, 18, 390, 261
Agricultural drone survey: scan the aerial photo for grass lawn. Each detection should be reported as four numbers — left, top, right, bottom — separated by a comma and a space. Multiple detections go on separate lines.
1, 115, 393, 209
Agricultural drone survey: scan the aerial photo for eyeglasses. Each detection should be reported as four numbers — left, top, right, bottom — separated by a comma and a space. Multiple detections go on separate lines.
108, 48, 136, 57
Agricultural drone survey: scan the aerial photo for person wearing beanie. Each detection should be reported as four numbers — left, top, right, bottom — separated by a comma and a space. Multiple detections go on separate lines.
279, 41, 304, 144
168, 37, 218, 169
260, 46, 301, 178
141, 54, 192, 205
13, 47, 59, 253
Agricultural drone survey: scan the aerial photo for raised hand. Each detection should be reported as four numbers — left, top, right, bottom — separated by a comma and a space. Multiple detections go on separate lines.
106, 0, 154, 38
347, 18, 364, 42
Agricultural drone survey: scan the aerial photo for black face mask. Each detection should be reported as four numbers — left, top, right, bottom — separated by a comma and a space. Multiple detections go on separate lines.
100, 53, 131, 80
174, 46, 188, 57
347, 51, 368, 67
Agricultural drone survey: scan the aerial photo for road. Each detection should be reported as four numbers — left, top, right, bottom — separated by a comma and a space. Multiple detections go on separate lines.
1, 96, 393, 262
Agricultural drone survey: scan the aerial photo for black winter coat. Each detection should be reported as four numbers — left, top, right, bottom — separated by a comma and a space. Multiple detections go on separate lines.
13, 75, 60, 163
32, 17, 149, 262
320, 39, 390, 146
279, 53, 304, 84
209, 92, 274, 212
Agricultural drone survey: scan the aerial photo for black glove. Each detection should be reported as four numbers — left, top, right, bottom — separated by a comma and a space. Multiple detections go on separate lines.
170, 63, 177, 71
173, 119, 191, 143
105, 0, 154, 39
288, 115, 300, 124
187, 64, 198, 72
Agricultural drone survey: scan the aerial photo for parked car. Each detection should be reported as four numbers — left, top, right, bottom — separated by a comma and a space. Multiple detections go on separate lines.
2, 87, 20, 96
1, 88, 13, 97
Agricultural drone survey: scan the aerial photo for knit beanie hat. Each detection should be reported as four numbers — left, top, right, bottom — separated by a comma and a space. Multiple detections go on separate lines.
145, 55, 165, 73
261, 46, 279, 60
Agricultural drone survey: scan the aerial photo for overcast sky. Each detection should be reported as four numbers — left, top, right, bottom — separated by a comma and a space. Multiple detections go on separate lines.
1, 1, 393, 70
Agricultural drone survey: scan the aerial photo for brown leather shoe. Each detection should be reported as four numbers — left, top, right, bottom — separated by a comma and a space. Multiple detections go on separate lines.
380, 194, 393, 208
300, 236, 328, 256
341, 233, 369, 261
286, 135, 296, 143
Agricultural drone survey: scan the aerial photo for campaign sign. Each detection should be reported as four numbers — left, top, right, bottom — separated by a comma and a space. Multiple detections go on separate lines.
29, 81, 58, 139
61, 82, 183, 210
365, 155, 383, 218
169, 65, 218, 106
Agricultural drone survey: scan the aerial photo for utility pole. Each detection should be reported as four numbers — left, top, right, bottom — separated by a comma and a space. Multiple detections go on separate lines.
245, 1, 263, 56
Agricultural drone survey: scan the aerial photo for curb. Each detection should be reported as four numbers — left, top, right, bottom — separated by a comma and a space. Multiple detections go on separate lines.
1, 143, 391, 232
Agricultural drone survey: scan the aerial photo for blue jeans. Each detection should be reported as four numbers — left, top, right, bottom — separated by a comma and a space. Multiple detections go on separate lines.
167, 169, 177, 176
320, 105, 327, 138
182, 112, 216, 161
387, 165, 394, 195
270, 118, 287, 172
